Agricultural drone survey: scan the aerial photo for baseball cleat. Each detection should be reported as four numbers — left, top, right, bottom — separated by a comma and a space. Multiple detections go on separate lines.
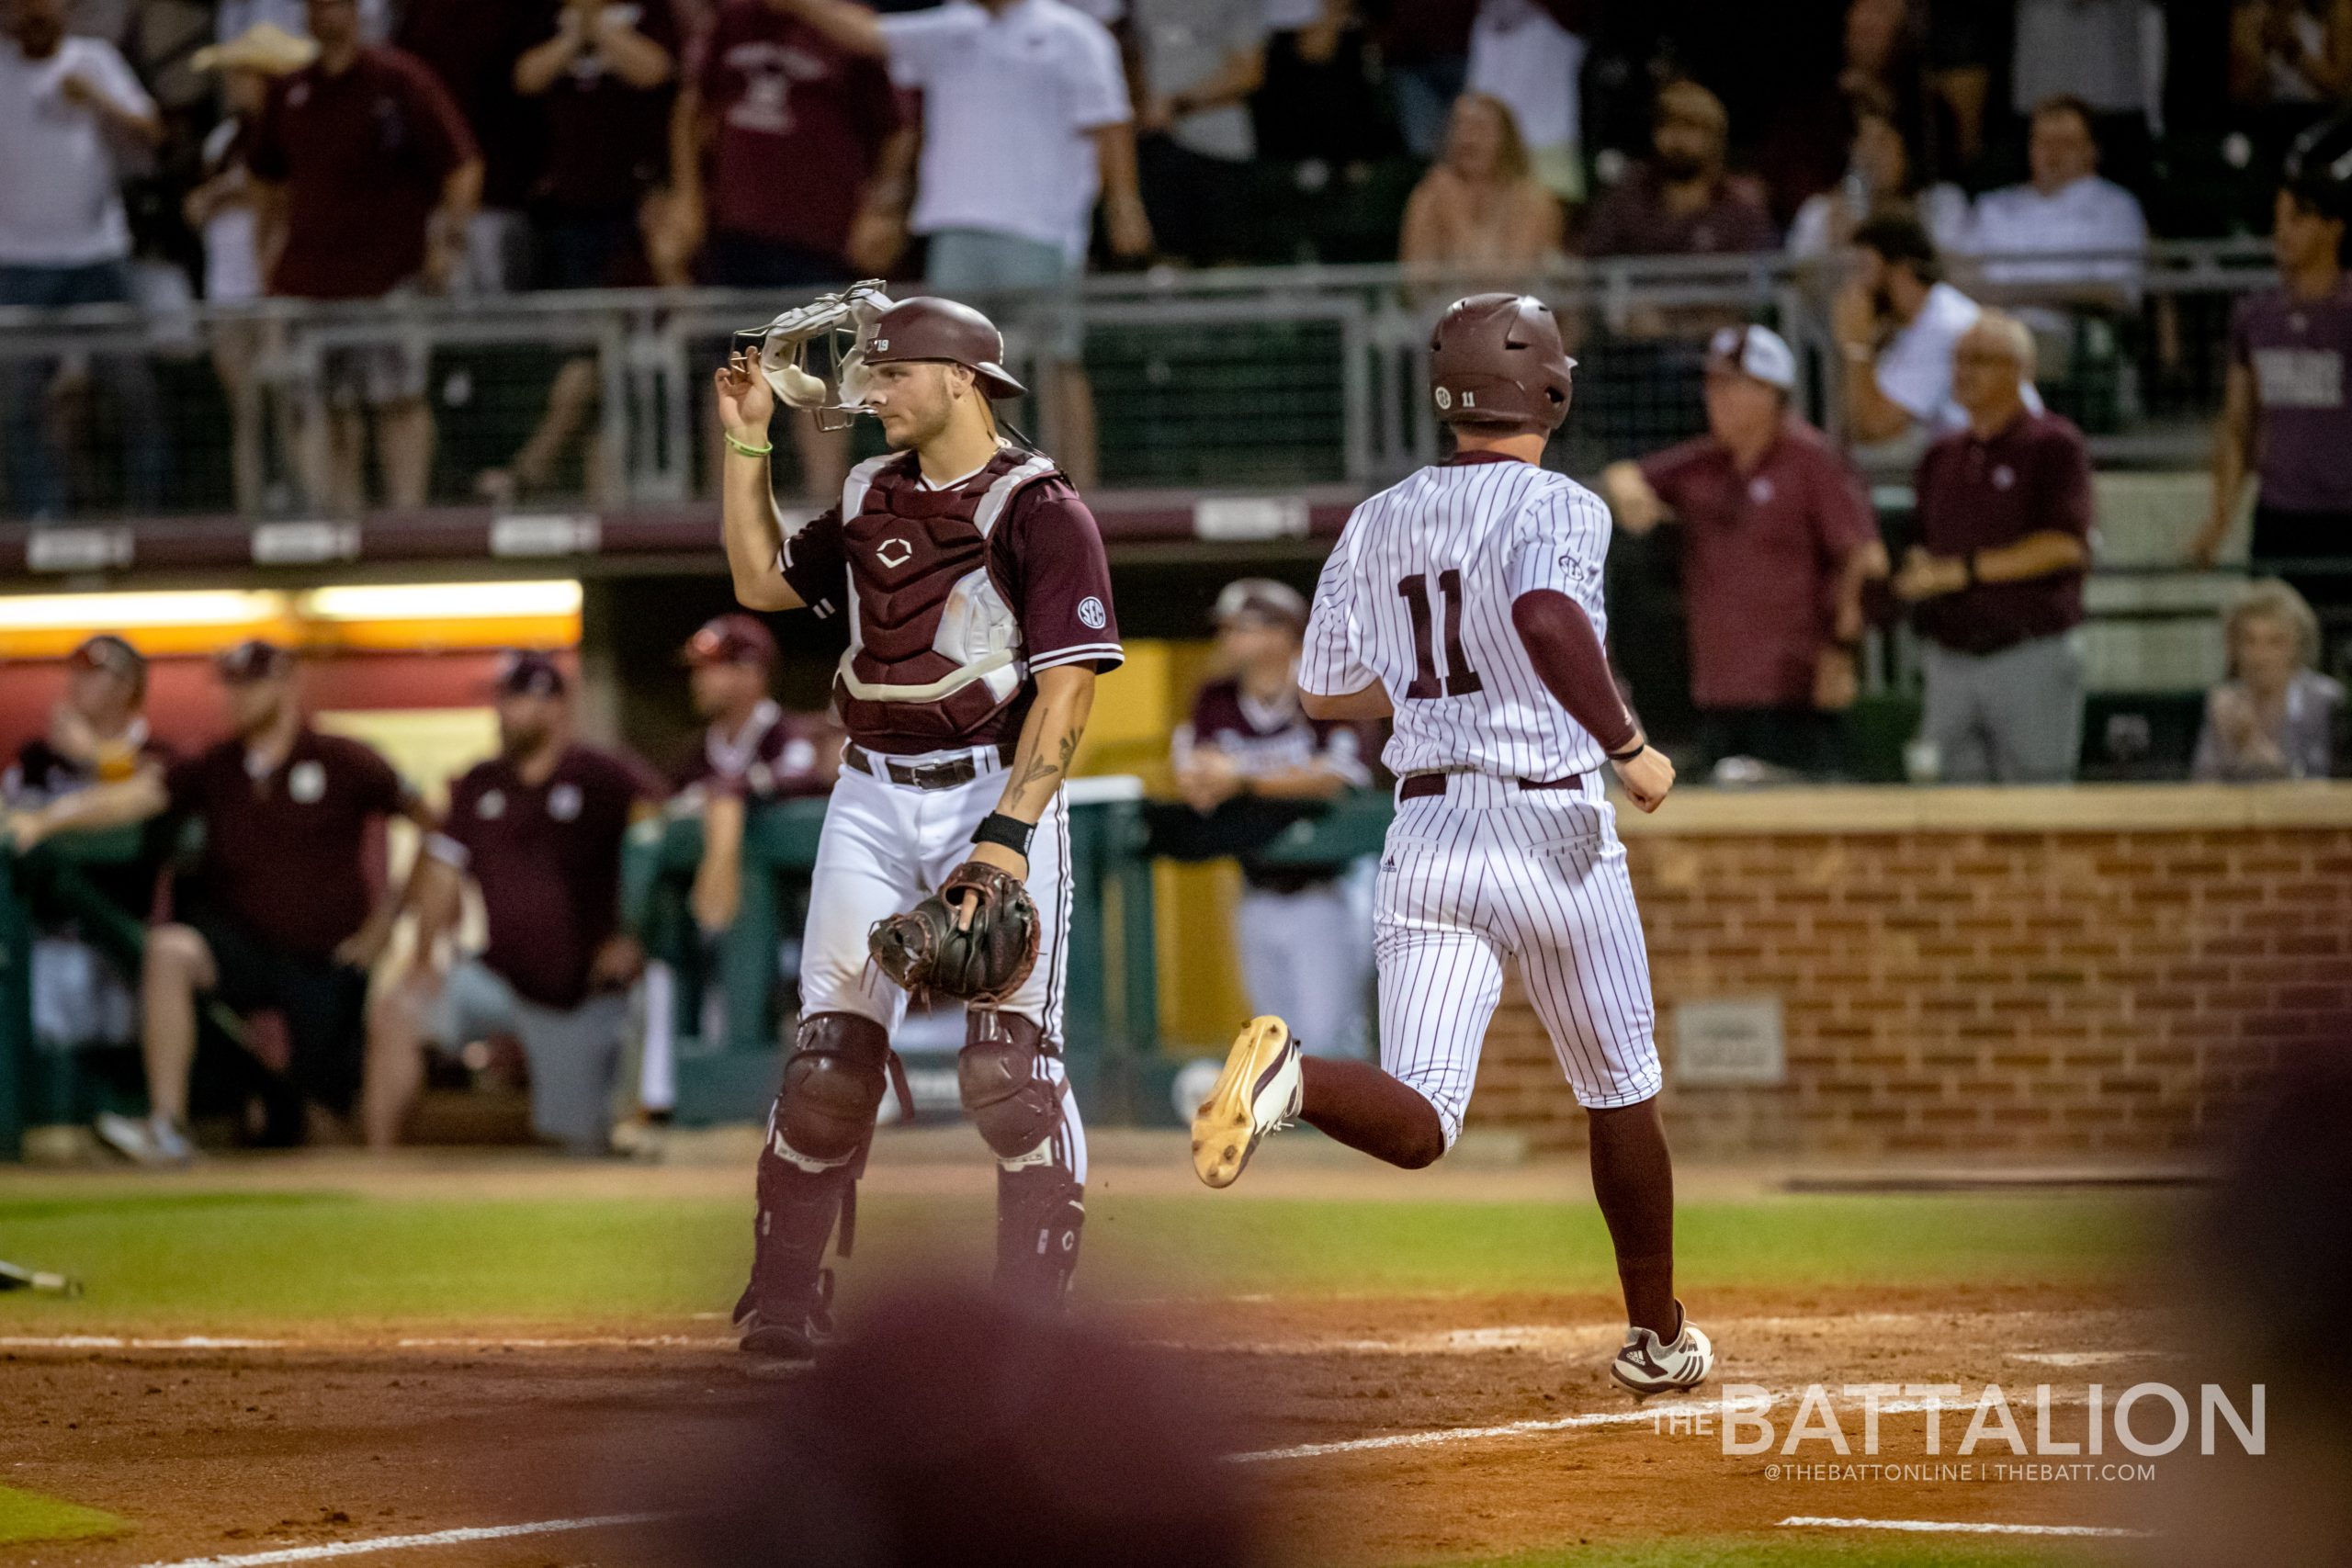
95, 1111, 194, 1167
737, 1269, 833, 1363
1191, 1015, 1302, 1190
1610, 1303, 1714, 1401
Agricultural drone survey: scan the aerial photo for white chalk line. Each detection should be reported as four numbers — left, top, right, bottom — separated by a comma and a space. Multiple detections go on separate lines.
132, 1513, 665, 1568
1226, 1391, 2093, 1464
118, 1399, 2139, 1562
1781, 1516, 2153, 1540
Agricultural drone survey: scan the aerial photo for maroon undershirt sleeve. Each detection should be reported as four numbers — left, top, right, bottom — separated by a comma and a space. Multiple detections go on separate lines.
1510, 589, 1641, 757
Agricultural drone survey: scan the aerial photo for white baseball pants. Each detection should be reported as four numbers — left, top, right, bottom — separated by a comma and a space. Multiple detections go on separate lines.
1375, 773, 1663, 1146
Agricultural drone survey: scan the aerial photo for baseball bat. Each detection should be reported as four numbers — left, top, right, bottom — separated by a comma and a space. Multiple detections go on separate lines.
0, 1259, 83, 1298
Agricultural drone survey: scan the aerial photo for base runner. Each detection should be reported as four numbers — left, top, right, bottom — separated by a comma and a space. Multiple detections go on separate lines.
1189, 293, 1715, 1400
715, 286, 1120, 1359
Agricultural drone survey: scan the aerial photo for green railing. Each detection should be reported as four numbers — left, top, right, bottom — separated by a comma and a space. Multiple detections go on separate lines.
612, 779, 1171, 1124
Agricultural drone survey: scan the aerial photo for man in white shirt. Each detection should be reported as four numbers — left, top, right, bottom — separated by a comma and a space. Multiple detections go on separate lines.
2009, 0, 2164, 186
1130, 0, 1266, 265
1464, 0, 1584, 202
777, 0, 1154, 489
0, 0, 165, 519
1962, 95, 2148, 313
1835, 212, 1983, 455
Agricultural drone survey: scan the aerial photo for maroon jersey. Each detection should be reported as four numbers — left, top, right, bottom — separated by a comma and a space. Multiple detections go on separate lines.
1175, 677, 1373, 787
776, 446, 1124, 755
1912, 409, 2094, 655
2229, 279, 2352, 514
691, 1, 902, 257
433, 744, 667, 1010
247, 46, 480, 300
1639, 417, 1880, 709
530, 0, 681, 216
164, 730, 409, 959
673, 700, 832, 800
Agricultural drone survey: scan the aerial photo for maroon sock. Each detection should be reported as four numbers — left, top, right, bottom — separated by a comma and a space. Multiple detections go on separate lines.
1299, 1057, 1447, 1169
1588, 1097, 1679, 1337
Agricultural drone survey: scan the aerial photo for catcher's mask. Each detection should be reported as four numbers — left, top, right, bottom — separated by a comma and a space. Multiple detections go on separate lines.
730, 279, 897, 433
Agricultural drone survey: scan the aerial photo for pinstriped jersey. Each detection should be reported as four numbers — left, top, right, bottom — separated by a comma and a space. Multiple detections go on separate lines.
1300, 452, 1614, 781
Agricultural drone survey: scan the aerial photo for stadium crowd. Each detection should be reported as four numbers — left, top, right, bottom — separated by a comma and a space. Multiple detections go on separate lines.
4, 0, 2350, 499
0, 0, 2347, 750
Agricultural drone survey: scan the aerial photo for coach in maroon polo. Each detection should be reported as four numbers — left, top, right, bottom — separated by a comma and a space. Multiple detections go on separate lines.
371, 653, 669, 1152
1600, 325, 1886, 778
7, 640, 436, 1164
1893, 311, 2095, 784
248, 0, 482, 514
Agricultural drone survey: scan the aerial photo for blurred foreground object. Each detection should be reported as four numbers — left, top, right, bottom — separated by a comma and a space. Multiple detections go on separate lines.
665, 1284, 1264, 1568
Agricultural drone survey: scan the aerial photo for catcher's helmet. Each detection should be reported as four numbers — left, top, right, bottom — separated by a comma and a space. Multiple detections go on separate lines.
1428, 293, 1576, 434
862, 297, 1026, 400
2284, 110, 2352, 222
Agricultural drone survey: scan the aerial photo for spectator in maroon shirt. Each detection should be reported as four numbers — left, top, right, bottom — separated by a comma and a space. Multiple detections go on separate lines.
395, 0, 542, 293
250, 0, 484, 515
1894, 312, 2096, 783
1601, 324, 1888, 779
667, 0, 910, 289
514, 0, 678, 288
372, 652, 669, 1152
2192, 131, 2352, 645
665, 0, 910, 502
1581, 79, 1777, 259
7, 640, 437, 1163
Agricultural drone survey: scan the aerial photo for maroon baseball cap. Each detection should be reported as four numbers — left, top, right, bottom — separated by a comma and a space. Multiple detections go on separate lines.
491, 649, 569, 698
680, 613, 777, 669
70, 633, 147, 687
214, 638, 293, 683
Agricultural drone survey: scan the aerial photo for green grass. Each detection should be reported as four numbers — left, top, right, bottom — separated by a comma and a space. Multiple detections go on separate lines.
0, 1484, 128, 1545
0, 1189, 2163, 1330
1442, 1539, 2101, 1568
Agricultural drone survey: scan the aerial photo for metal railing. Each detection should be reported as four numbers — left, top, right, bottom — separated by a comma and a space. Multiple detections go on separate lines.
0, 242, 2283, 523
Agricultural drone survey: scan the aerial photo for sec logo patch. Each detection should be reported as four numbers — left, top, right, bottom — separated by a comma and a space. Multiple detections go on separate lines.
288, 761, 326, 804
1077, 596, 1107, 630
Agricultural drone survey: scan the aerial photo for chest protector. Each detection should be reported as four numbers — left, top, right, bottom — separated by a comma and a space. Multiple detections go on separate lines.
833, 446, 1057, 747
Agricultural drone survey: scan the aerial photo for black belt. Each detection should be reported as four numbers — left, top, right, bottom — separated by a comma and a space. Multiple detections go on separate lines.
843, 740, 1016, 791
1397, 771, 1586, 801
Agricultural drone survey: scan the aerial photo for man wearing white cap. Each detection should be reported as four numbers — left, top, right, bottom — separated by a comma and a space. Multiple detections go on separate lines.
1600, 325, 1888, 778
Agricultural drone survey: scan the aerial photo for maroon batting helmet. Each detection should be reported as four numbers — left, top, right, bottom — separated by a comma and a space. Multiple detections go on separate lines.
1427, 293, 1576, 434
861, 297, 1026, 400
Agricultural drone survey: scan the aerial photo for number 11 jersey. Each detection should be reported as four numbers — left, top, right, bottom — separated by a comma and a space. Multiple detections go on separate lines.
1300, 451, 1618, 782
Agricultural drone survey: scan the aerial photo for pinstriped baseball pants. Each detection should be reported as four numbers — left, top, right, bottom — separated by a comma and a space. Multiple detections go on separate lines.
1374, 777, 1664, 1147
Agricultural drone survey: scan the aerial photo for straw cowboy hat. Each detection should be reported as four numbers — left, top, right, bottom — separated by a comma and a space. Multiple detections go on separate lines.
190, 22, 318, 74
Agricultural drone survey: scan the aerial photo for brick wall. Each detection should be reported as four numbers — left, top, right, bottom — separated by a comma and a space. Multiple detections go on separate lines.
1466, 787, 2352, 1160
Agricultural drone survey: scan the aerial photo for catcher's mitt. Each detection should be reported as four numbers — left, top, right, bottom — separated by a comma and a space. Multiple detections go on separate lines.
867, 861, 1040, 1002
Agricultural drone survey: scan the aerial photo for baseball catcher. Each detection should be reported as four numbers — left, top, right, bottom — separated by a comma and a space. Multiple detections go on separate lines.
714, 284, 1121, 1360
